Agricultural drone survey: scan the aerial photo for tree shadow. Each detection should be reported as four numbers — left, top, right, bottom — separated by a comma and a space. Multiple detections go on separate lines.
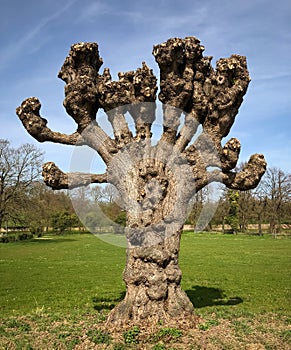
185, 285, 243, 308
92, 291, 126, 311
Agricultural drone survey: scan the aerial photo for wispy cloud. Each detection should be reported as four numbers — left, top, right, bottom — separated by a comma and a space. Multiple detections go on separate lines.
77, 1, 111, 22
254, 73, 291, 82
0, 0, 78, 69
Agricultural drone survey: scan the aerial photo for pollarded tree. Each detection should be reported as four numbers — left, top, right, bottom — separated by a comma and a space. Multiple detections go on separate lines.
16, 37, 266, 325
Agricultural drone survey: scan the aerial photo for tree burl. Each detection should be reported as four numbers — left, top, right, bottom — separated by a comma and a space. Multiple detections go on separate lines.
16, 36, 266, 326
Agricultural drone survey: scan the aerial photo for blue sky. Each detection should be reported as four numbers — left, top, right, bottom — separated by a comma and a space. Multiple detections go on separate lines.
0, 0, 290, 173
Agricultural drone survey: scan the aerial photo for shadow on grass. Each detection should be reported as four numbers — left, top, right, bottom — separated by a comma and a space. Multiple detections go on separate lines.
92, 291, 126, 311
186, 285, 243, 308
92, 286, 243, 312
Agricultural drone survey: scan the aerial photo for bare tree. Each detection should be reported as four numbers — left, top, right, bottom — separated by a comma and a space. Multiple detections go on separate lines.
16, 37, 266, 325
101, 184, 119, 204
252, 187, 268, 235
22, 181, 74, 234
235, 162, 259, 232
0, 140, 43, 230
258, 167, 291, 235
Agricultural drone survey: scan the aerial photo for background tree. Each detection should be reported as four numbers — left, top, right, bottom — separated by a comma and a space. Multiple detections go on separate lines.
0, 140, 43, 230
225, 190, 239, 233
22, 181, 76, 234
17, 37, 266, 325
98, 184, 124, 225
237, 189, 254, 232
210, 193, 229, 232
230, 162, 255, 232
51, 210, 79, 234
252, 186, 268, 235
186, 186, 208, 225
258, 167, 291, 235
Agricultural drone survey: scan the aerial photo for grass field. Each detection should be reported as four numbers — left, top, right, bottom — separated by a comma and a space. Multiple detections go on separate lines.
0, 232, 290, 349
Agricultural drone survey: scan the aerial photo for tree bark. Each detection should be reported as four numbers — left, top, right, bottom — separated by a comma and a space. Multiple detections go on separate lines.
107, 230, 194, 325
102, 138, 197, 325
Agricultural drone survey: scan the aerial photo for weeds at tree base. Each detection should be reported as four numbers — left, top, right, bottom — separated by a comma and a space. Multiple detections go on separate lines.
0, 312, 290, 349
86, 328, 112, 344
150, 327, 183, 343
123, 325, 140, 344
198, 319, 219, 331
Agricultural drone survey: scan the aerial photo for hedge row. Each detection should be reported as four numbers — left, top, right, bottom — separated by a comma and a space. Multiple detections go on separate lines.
0, 232, 34, 243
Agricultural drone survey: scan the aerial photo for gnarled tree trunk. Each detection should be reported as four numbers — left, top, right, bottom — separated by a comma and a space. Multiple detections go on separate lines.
107, 233, 194, 324
105, 139, 197, 324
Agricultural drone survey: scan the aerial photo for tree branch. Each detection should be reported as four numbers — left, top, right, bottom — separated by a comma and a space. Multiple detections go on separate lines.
98, 62, 157, 142
42, 162, 107, 190
222, 154, 267, 190
220, 138, 241, 171
16, 37, 267, 198
153, 37, 204, 144
188, 152, 266, 193
58, 42, 103, 131
16, 98, 82, 145
180, 48, 251, 174
58, 42, 118, 162
201, 55, 250, 141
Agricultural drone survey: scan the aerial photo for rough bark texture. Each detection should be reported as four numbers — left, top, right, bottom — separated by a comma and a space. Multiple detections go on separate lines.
16, 37, 267, 326
107, 234, 194, 325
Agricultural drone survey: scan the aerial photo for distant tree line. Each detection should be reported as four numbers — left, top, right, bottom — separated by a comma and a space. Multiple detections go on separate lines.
0, 139, 124, 238
186, 166, 291, 235
1, 139, 290, 238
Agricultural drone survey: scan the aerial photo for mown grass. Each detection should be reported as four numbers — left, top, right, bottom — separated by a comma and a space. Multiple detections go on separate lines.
0, 232, 290, 349
0, 234, 126, 317
180, 232, 291, 317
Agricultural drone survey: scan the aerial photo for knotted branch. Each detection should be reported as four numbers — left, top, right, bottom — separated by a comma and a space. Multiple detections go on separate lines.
16, 97, 82, 145
42, 162, 107, 190
58, 42, 117, 163
153, 38, 254, 168
17, 36, 266, 198
152, 37, 265, 191
58, 42, 102, 131
222, 154, 267, 190
98, 62, 157, 143
153, 37, 204, 143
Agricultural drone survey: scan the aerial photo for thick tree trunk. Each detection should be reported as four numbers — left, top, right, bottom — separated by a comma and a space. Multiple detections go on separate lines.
104, 140, 197, 325
106, 230, 194, 325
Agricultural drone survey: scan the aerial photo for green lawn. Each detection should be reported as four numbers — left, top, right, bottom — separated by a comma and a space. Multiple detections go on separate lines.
1, 232, 289, 318
0, 232, 290, 349
0, 234, 126, 317
180, 233, 291, 316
